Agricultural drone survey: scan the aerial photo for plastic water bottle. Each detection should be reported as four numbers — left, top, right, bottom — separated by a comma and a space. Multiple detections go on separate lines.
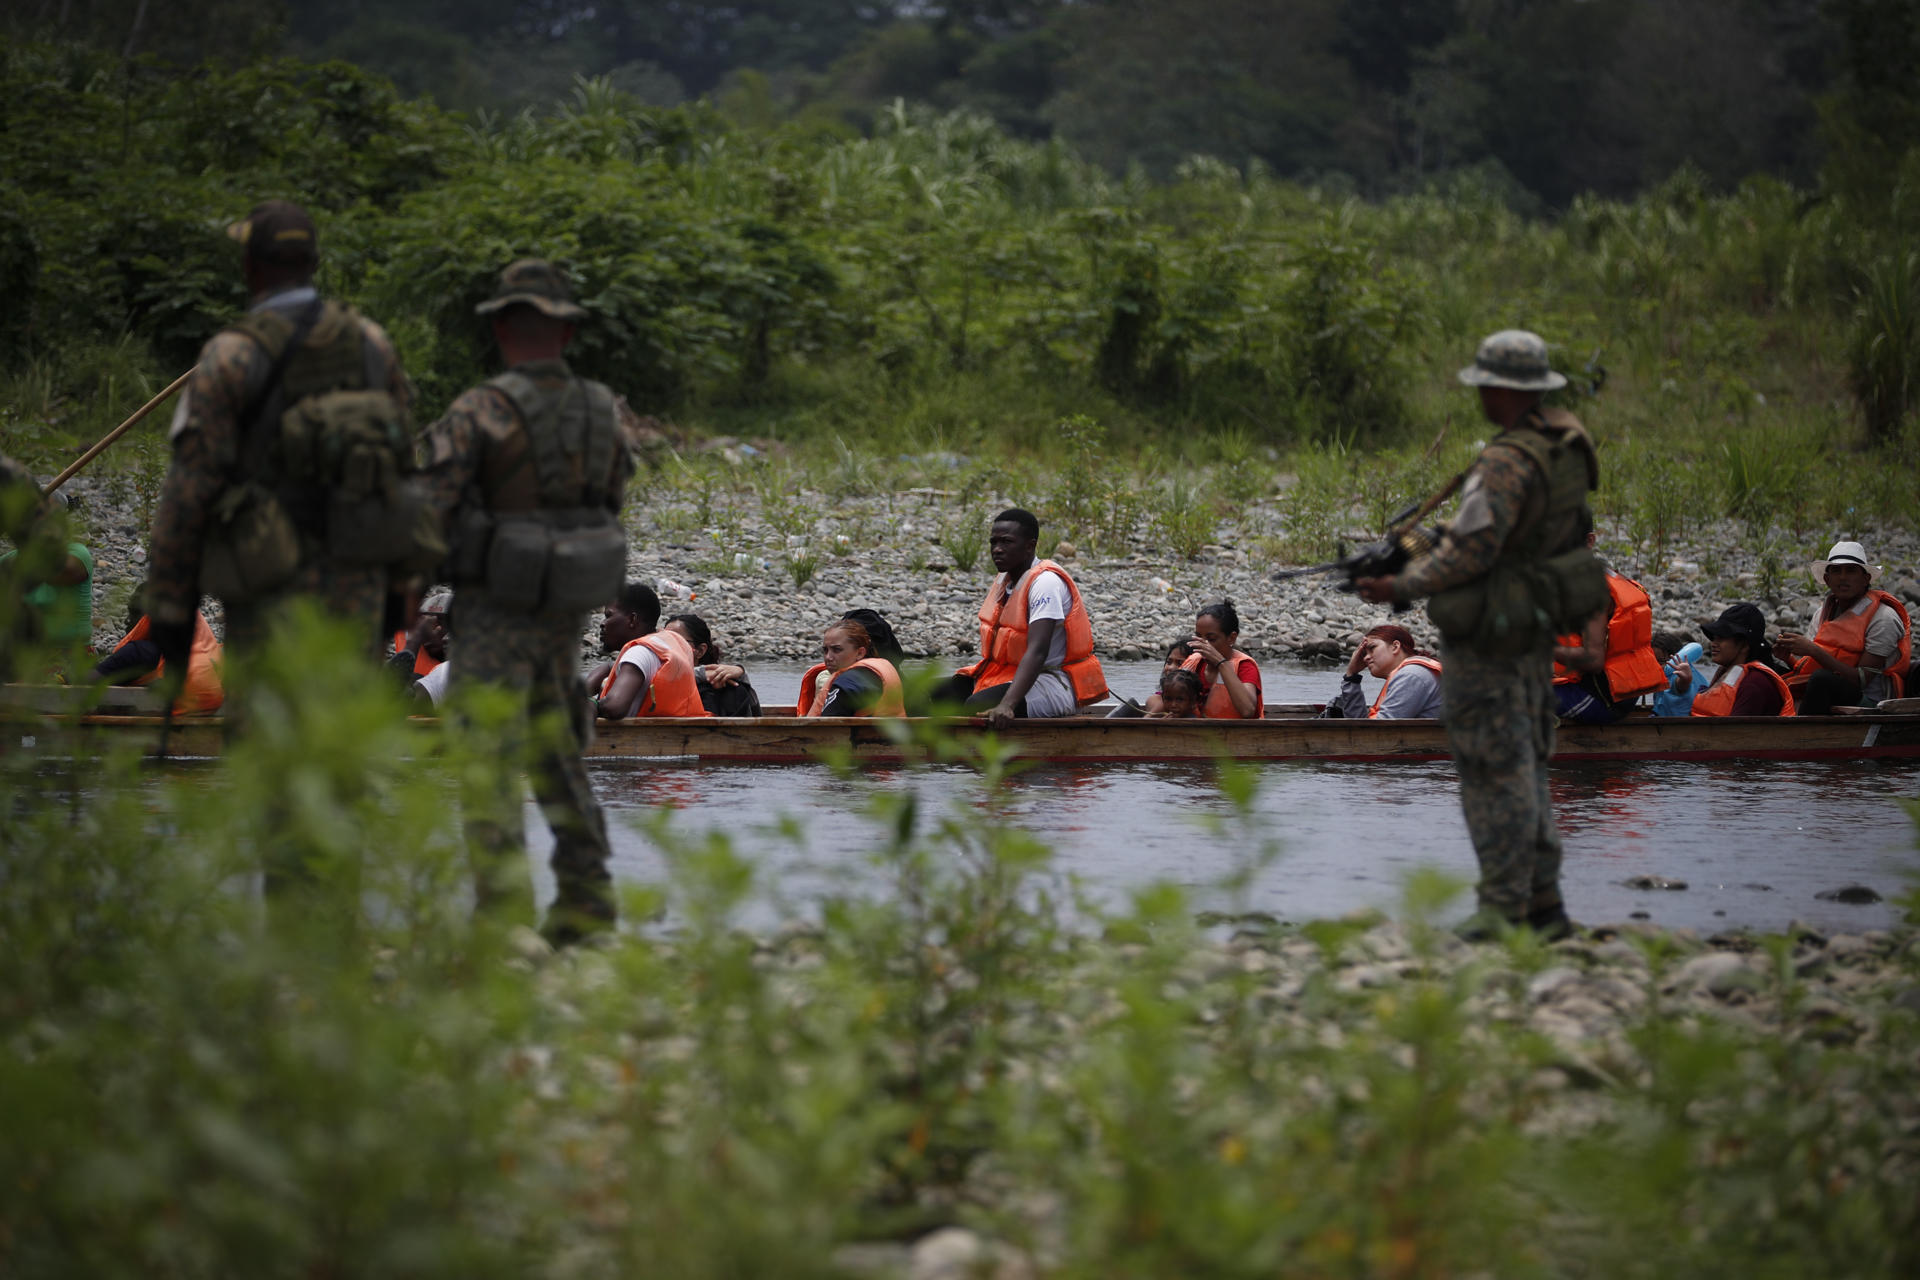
1149, 576, 1174, 593
658, 577, 696, 601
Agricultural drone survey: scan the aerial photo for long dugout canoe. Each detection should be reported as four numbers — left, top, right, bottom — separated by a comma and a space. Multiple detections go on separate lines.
11, 702, 1920, 764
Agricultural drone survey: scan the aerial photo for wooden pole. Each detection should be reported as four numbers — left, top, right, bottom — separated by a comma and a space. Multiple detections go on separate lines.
42, 368, 191, 495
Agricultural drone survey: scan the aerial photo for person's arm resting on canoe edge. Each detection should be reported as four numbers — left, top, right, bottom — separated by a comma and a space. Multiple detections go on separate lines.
985, 615, 1059, 730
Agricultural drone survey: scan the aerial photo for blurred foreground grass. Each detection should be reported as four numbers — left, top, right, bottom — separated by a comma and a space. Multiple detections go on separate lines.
3, 617, 1918, 1278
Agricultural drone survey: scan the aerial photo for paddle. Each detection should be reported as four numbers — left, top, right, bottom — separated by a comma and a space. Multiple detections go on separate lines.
42, 368, 192, 495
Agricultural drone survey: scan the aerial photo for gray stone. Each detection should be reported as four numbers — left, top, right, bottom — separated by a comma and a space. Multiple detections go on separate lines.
1623, 875, 1688, 891
1815, 884, 1883, 905
1666, 950, 1763, 997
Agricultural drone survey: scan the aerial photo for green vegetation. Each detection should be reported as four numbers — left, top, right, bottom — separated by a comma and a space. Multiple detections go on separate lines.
4, 621, 1919, 1275
5, 31, 1918, 574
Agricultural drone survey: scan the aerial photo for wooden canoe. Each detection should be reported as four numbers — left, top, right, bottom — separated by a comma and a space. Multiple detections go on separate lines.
8, 687, 1920, 763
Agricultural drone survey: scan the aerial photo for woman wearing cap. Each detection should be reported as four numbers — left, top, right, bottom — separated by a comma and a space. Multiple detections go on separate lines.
1321, 624, 1444, 720
1681, 604, 1795, 717
1773, 541, 1911, 714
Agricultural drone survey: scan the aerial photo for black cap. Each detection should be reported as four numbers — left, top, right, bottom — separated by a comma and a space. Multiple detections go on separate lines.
227, 200, 319, 264
1701, 603, 1768, 651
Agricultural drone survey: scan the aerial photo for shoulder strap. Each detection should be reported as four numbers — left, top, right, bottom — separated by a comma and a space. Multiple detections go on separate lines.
232, 300, 323, 478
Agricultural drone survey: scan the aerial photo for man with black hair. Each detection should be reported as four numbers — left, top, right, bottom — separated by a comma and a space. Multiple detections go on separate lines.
938, 508, 1106, 728
585, 581, 710, 721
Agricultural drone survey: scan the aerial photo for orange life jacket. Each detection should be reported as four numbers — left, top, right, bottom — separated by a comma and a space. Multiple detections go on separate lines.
1370, 655, 1442, 718
114, 614, 224, 715
600, 629, 710, 717
392, 629, 442, 676
1691, 661, 1795, 718
957, 559, 1108, 705
1552, 573, 1665, 700
1787, 589, 1910, 698
1180, 650, 1264, 719
796, 657, 905, 717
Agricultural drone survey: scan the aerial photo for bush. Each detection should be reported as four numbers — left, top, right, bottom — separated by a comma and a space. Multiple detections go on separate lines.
1847, 250, 1920, 444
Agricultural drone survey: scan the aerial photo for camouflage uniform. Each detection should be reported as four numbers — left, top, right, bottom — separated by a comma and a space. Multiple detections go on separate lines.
1394, 332, 1594, 928
145, 289, 411, 654
417, 260, 635, 940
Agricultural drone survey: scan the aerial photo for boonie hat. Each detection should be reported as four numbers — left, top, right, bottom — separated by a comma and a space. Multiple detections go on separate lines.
1457, 329, 1567, 391
475, 258, 587, 320
1824, 540, 1873, 573
1700, 603, 1769, 650
227, 200, 318, 263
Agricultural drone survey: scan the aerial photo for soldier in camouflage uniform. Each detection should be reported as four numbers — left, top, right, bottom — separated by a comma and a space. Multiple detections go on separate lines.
146, 200, 413, 672
417, 260, 636, 946
1, 453, 55, 678
1357, 331, 1598, 941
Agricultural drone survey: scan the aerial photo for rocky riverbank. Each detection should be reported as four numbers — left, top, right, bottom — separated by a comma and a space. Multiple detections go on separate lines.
514, 910, 1920, 1278
56, 471, 1920, 664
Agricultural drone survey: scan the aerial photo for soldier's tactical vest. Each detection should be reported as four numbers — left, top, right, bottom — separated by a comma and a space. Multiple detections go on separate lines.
201, 300, 442, 603
447, 363, 629, 616
1426, 407, 1609, 657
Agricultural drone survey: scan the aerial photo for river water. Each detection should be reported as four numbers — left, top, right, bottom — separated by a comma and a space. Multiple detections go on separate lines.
524, 660, 1920, 934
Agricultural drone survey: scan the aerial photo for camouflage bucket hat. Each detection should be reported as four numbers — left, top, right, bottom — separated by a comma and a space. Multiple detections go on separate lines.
475, 258, 588, 320
1457, 329, 1567, 391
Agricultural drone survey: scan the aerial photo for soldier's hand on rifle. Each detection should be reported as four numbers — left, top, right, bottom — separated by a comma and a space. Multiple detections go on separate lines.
1353, 576, 1396, 605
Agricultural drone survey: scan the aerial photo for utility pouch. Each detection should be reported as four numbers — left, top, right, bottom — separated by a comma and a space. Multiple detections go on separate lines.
1534, 544, 1610, 633
1428, 565, 1550, 658
447, 507, 496, 583
544, 516, 627, 614
200, 482, 301, 603
484, 517, 553, 613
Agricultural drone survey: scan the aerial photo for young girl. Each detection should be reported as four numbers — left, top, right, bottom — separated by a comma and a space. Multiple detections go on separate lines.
797, 619, 906, 717
1148, 667, 1204, 719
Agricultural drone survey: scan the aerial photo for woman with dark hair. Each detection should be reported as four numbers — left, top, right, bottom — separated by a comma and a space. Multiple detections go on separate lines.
1323, 624, 1444, 720
1680, 604, 1794, 717
670, 612, 762, 716
1182, 599, 1263, 718
840, 607, 905, 666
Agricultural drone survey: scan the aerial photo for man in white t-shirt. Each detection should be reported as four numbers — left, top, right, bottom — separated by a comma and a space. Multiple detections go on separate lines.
937, 508, 1106, 727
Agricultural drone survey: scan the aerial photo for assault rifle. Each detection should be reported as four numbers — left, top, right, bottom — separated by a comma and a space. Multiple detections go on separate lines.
1271, 471, 1467, 611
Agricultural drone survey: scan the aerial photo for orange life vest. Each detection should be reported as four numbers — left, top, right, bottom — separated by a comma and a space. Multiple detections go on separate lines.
114, 614, 224, 715
392, 629, 442, 676
1370, 655, 1442, 718
1552, 573, 1665, 700
957, 559, 1108, 705
1787, 589, 1910, 698
1691, 661, 1795, 718
1180, 650, 1264, 719
600, 629, 710, 717
795, 657, 905, 717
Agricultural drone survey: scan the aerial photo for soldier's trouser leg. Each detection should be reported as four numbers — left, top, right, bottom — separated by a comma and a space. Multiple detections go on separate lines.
526, 652, 615, 935
1442, 649, 1562, 919
452, 657, 540, 929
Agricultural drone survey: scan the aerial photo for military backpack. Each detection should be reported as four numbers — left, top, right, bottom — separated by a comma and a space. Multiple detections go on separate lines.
200, 300, 443, 603
445, 366, 629, 616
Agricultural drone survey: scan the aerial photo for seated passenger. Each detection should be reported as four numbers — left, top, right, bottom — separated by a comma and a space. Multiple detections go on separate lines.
1683, 604, 1794, 717
1550, 546, 1666, 723
841, 607, 907, 666
1649, 630, 1708, 718
1147, 667, 1203, 719
587, 582, 712, 720
797, 619, 905, 717
90, 582, 224, 715
934, 508, 1107, 727
1774, 540, 1911, 714
671, 612, 761, 717
1323, 624, 1444, 720
389, 589, 451, 682
1110, 638, 1193, 718
1184, 599, 1263, 719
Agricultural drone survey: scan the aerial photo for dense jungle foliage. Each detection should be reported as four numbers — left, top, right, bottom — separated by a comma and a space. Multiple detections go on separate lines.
4, 19, 1919, 558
